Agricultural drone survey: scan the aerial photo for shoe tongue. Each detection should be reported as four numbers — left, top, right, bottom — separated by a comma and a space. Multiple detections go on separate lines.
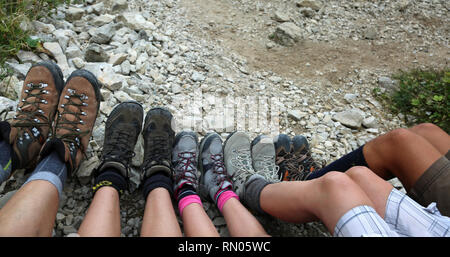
179, 136, 197, 149
209, 138, 222, 154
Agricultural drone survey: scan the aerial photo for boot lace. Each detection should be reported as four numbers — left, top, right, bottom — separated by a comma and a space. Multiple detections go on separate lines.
142, 135, 171, 171
12, 82, 51, 141
174, 151, 198, 186
277, 150, 322, 181
55, 88, 90, 156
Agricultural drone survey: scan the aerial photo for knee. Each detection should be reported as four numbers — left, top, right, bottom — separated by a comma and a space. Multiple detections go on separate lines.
345, 166, 373, 181
384, 128, 416, 147
410, 123, 442, 134
319, 172, 356, 194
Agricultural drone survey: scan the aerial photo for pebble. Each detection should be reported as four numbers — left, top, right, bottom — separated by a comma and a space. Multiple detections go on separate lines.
0, 0, 423, 238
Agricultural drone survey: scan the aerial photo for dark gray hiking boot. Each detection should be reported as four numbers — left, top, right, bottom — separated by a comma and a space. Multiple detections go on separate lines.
93, 101, 144, 182
141, 107, 175, 180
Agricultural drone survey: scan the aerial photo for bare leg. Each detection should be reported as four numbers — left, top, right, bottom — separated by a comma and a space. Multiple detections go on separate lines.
0, 180, 59, 236
140, 188, 182, 237
221, 198, 269, 237
182, 203, 219, 237
409, 123, 450, 155
77, 186, 121, 237
363, 128, 443, 190
259, 172, 374, 234
345, 166, 394, 218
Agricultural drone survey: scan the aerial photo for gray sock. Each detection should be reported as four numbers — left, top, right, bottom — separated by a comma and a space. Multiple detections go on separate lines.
242, 174, 271, 215
23, 151, 67, 198
0, 140, 12, 183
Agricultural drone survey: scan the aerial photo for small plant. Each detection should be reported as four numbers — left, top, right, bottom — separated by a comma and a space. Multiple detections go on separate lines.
0, 0, 66, 66
375, 69, 450, 133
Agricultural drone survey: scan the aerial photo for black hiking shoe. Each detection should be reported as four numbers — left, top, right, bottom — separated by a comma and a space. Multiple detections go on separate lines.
93, 101, 144, 183
141, 107, 175, 180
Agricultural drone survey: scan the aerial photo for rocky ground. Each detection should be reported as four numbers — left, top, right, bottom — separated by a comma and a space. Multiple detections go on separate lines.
0, 0, 448, 237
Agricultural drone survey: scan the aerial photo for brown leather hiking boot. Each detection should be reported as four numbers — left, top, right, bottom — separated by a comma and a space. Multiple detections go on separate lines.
39, 69, 101, 175
0, 61, 64, 171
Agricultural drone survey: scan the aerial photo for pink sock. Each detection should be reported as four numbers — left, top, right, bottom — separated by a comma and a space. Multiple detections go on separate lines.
178, 195, 202, 217
217, 190, 239, 213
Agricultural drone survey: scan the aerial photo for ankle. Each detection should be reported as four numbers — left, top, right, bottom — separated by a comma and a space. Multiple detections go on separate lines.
216, 189, 239, 213
93, 168, 127, 196
142, 171, 173, 199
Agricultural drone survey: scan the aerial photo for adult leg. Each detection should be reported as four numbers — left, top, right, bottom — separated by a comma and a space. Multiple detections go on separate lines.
0, 149, 68, 236
409, 123, 450, 155
77, 186, 121, 237
363, 128, 443, 190
0, 180, 59, 236
140, 187, 182, 237
307, 125, 449, 186
259, 172, 375, 232
221, 197, 268, 237
181, 201, 219, 237
345, 166, 450, 237
344, 166, 394, 218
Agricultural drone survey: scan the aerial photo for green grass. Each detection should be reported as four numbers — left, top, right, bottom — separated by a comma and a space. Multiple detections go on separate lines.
374, 69, 450, 133
0, 0, 67, 67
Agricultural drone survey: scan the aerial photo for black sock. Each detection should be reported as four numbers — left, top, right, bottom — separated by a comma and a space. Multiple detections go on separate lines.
176, 184, 197, 203
307, 145, 368, 180
142, 171, 174, 200
93, 168, 128, 196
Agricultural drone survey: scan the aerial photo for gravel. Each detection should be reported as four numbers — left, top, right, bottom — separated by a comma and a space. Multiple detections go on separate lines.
1, 0, 446, 237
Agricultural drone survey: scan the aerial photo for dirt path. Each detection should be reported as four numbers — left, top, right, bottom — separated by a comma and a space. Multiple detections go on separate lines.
180, 0, 449, 82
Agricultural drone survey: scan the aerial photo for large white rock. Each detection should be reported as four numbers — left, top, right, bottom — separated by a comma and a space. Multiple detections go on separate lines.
116, 13, 156, 31
332, 109, 365, 129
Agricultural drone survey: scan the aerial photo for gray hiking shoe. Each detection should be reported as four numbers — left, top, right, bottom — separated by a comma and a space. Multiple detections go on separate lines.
199, 132, 232, 202
172, 131, 199, 197
223, 131, 256, 198
251, 135, 279, 182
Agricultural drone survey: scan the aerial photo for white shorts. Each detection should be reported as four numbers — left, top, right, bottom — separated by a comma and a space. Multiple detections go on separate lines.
334, 205, 399, 237
384, 188, 450, 237
334, 188, 450, 237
